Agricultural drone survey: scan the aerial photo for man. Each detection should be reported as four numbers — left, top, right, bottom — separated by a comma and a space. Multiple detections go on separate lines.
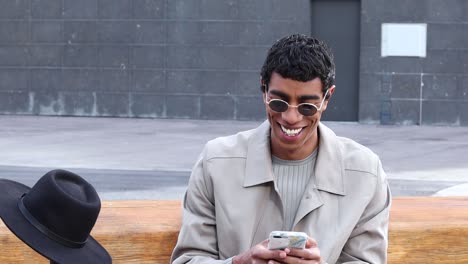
171, 34, 391, 264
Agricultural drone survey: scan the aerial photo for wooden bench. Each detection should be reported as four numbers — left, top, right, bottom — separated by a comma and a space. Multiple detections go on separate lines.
1, 197, 467, 263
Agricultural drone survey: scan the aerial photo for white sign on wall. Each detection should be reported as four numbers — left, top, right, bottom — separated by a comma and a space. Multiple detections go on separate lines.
381, 23, 427, 57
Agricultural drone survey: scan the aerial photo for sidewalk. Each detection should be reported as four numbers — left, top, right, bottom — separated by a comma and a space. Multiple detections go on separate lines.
1, 115, 467, 198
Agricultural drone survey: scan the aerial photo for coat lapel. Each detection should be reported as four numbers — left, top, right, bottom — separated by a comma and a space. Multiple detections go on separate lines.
293, 122, 347, 228
243, 121, 283, 245
293, 184, 324, 228
244, 120, 274, 188
314, 123, 346, 196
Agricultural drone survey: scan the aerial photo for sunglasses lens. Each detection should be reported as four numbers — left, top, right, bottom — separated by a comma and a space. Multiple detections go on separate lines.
298, 104, 318, 116
269, 100, 288, 112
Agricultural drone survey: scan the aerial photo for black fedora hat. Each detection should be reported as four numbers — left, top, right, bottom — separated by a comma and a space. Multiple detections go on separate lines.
0, 169, 111, 264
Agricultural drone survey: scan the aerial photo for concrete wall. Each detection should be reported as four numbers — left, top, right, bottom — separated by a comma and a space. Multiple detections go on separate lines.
360, 0, 468, 125
1, 0, 467, 125
0, 0, 309, 120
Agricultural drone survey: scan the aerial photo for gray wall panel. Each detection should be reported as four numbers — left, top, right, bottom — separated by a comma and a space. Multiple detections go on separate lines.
237, 96, 265, 120
390, 100, 420, 125
32, 22, 64, 43
96, 93, 129, 116
63, 70, 100, 91
0, 91, 30, 113
0, 0, 311, 120
237, 72, 261, 96
422, 75, 460, 100
98, 0, 132, 19
132, 70, 166, 92
1, 0, 464, 125
166, 95, 199, 119
200, 95, 235, 119
63, 0, 98, 19
422, 101, 460, 125
135, 22, 166, 44
32, 90, 62, 115
0, 46, 29, 67
63, 91, 95, 115
391, 74, 421, 99
131, 46, 166, 68
98, 21, 135, 44
65, 22, 98, 44
0, 22, 28, 44
360, 0, 468, 125
99, 46, 130, 68
100, 70, 130, 92
0, 70, 29, 91
461, 102, 468, 126
63, 46, 98, 67
31, 69, 62, 91
133, 0, 165, 19
130, 93, 164, 118
31, 0, 63, 19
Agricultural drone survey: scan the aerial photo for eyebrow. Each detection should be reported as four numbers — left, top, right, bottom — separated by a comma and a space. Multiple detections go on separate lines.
269, 90, 321, 101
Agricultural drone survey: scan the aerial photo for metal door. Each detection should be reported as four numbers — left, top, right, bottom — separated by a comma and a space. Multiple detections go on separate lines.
311, 0, 361, 121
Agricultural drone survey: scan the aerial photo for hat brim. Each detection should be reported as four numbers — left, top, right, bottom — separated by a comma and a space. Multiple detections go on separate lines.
0, 179, 111, 264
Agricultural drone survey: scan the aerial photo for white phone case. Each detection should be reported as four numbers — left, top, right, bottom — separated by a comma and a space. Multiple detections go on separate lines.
267, 231, 308, 250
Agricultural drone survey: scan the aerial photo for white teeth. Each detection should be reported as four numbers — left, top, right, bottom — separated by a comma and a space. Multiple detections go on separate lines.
280, 125, 302, 136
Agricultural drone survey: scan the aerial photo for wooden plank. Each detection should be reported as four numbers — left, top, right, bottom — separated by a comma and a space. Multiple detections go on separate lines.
0, 200, 182, 264
95, 200, 181, 264
1, 198, 468, 263
388, 197, 468, 264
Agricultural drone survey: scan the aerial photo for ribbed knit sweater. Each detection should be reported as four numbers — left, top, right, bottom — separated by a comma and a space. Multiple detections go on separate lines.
272, 149, 317, 230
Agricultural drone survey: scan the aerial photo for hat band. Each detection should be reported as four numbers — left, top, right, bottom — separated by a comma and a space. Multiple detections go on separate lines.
18, 196, 88, 249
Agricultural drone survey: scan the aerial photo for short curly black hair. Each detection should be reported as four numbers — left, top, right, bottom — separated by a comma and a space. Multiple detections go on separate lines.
260, 34, 335, 94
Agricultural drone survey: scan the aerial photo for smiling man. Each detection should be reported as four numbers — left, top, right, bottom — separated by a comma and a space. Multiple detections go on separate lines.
171, 34, 391, 264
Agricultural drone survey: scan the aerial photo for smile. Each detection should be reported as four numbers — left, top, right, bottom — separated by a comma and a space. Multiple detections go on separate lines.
280, 125, 303, 137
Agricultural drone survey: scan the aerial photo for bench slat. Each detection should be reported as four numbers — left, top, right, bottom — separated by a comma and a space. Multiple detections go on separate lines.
1, 198, 467, 263
389, 197, 468, 264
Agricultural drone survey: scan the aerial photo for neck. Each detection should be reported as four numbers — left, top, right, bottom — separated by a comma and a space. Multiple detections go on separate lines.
271, 133, 319, 160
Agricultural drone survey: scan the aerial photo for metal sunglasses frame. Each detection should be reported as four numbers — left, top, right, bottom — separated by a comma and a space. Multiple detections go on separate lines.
264, 89, 330, 116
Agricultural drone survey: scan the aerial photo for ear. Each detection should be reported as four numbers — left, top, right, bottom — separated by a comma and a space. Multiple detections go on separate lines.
325, 85, 335, 100
321, 85, 335, 112
261, 81, 267, 103
261, 81, 267, 93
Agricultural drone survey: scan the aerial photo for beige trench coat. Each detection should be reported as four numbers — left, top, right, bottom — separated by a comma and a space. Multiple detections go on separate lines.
171, 121, 391, 264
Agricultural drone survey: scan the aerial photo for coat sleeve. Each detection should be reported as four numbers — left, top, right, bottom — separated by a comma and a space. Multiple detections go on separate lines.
337, 158, 392, 264
170, 146, 232, 264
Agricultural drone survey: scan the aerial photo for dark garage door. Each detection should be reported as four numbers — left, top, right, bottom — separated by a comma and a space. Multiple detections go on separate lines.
311, 0, 361, 121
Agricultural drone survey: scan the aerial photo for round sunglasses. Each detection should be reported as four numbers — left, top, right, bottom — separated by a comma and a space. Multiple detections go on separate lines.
265, 89, 330, 116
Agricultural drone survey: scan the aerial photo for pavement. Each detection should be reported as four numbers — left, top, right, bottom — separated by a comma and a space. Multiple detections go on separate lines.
0, 115, 467, 200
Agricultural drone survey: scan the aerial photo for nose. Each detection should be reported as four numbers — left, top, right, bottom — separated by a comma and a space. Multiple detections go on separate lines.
281, 106, 303, 125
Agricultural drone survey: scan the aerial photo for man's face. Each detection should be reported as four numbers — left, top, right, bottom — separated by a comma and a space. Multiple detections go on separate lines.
263, 72, 334, 160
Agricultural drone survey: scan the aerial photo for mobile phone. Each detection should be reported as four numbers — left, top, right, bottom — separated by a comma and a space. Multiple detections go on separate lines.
267, 231, 308, 250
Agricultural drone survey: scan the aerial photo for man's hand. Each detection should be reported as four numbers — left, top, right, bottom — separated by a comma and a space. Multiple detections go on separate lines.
279, 237, 323, 264
232, 237, 323, 264
232, 239, 289, 264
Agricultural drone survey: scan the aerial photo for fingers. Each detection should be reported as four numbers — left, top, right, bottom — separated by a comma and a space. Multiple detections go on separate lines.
287, 246, 320, 260
279, 257, 322, 264
249, 239, 289, 262
267, 260, 284, 264
253, 248, 288, 260
246, 238, 322, 264
305, 237, 318, 248
281, 237, 321, 262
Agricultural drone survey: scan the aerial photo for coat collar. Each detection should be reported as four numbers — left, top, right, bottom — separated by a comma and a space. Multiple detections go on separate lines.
243, 120, 346, 196
244, 121, 273, 187
314, 123, 346, 195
